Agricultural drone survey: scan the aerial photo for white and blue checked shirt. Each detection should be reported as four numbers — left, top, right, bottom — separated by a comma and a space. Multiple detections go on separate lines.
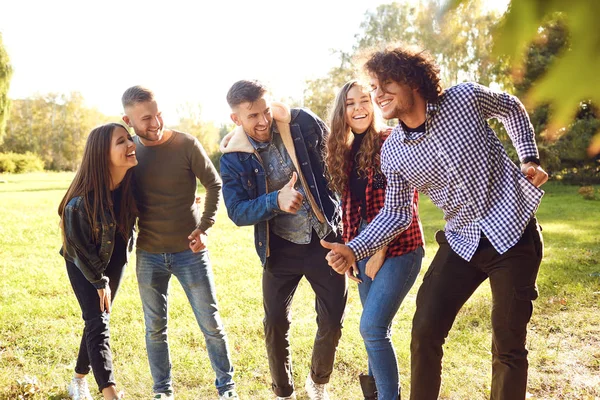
348, 82, 544, 262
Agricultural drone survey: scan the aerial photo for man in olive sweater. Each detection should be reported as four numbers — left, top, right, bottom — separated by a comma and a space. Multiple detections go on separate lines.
122, 86, 238, 400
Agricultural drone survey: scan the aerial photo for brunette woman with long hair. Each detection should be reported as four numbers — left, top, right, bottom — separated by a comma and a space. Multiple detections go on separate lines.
325, 80, 424, 400
58, 123, 138, 400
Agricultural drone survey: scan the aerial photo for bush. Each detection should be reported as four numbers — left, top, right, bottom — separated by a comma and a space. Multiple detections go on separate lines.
578, 186, 597, 200
0, 152, 44, 173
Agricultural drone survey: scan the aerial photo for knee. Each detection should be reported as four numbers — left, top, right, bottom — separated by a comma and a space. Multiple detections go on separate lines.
359, 316, 387, 343
411, 309, 446, 346
83, 314, 110, 336
145, 316, 168, 340
263, 310, 290, 331
316, 315, 343, 335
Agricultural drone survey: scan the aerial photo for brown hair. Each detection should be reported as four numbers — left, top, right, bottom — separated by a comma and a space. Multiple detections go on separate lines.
122, 85, 154, 109
226, 80, 267, 108
58, 123, 138, 243
364, 46, 443, 103
325, 80, 382, 195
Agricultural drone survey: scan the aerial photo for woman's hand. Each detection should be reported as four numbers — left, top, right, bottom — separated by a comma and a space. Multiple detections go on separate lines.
346, 263, 362, 284
98, 286, 112, 313
365, 247, 387, 280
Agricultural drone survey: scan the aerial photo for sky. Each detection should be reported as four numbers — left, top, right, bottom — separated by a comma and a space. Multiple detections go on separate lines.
1, 0, 509, 125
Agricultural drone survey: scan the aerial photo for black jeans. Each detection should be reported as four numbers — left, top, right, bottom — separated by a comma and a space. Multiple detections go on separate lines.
263, 231, 347, 397
66, 254, 126, 392
410, 218, 543, 400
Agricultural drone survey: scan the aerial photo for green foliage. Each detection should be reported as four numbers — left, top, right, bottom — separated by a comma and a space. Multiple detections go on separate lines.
0, 34, 13, 146
0, 152, 44, 173
577, 186, 597, 200
303, 0, 507, 120
450, 0, 600, 154
1, 93, 107, 170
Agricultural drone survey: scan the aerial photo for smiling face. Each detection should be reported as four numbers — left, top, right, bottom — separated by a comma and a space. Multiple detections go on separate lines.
344, 84, 374, 134
122, 100, 165, 143
230, 94, 273, 142
369, 73, 416, 120
109, 126, 137, 172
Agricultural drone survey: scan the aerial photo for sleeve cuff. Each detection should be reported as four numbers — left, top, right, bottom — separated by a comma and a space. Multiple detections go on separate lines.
92, 276, 109, 290
348, 237, 368, 261
266, 191, 281, 214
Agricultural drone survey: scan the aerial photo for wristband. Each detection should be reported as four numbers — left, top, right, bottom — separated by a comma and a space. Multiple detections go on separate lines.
521, 156, 540, 166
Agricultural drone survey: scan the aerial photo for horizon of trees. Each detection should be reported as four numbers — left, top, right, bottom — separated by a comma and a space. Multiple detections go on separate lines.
0, 0, 598, 183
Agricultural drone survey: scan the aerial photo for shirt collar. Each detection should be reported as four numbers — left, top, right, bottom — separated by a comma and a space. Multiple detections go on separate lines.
246, 124, 276, 151
392, 100, 439, 142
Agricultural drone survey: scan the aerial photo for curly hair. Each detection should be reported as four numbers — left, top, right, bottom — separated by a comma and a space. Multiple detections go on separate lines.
364, 46, 443, 103
325, 80, 383, 195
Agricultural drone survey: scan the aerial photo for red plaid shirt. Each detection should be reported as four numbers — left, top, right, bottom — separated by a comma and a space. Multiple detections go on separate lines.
342, 130, 424, 258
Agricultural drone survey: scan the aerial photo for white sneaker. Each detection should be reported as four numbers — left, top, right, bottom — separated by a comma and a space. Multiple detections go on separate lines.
275, 393, 296, 400
219, 389, 239, 399
68, 377, 93, 400
153, 394, 174, 400
305, 374, 329, 400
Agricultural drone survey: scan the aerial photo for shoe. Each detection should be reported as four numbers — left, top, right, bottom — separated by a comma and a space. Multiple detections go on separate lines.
68, 377, 93, 400
219, 389, 239, 399
305, 373, 329, 400
153, 394, 174, 399
275, 394, 296, 400
359, 374, 378, 400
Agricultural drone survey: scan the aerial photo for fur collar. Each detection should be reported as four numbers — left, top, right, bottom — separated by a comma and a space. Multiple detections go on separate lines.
220, 102, 291, 154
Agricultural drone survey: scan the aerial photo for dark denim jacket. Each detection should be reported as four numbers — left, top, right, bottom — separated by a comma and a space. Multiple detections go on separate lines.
60, 195, 135, 289
220, 106, 341, 266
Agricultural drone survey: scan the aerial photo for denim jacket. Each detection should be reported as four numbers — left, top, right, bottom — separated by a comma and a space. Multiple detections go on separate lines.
219, 103, 341, 266
60, 195, 135, 289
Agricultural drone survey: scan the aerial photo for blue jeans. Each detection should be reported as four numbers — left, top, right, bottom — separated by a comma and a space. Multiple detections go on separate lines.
136, 248, 235, 395
356, 222, 423, 400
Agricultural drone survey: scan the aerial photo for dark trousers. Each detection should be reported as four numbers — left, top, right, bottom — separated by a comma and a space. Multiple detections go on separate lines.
66, 257, 125, 392
410, 219, 543, 400
263, 231, 348, 398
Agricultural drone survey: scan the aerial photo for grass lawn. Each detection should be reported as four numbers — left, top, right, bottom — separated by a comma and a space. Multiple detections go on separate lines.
0, 172, 598, 399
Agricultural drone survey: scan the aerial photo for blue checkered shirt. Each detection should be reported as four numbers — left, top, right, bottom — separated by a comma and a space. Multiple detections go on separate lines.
348, 82, 544, 261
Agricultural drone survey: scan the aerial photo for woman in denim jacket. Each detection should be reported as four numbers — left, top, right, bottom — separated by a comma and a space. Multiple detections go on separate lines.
325, 81, 424, 400
58, 123, 138, 400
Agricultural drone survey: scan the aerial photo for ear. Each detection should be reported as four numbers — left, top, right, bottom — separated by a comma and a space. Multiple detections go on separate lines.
122, 115, 131, 126
230, 113, 242, 126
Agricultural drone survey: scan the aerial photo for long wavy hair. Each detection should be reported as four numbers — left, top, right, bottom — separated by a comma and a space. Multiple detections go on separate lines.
325, 80, 382, 195
58, 123, 138, 243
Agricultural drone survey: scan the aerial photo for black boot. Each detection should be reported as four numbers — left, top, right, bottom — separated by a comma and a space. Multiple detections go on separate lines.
359, 374, 378, 400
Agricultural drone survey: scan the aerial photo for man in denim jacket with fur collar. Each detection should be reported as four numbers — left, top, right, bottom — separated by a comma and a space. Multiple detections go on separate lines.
220, 80, 346, 400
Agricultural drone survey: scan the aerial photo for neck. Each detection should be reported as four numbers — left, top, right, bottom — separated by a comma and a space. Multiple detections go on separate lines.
399, 96, 427, 129
109, 168, 127, 190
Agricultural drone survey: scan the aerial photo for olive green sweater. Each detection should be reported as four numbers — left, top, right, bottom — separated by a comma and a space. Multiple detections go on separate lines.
133, 130, 221, 253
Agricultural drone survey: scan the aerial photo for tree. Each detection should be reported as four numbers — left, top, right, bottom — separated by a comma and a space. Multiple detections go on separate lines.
447, 0, 600, 155
2, 92, 106, 170
303, 0, 505, 120
0, 33, 13, 146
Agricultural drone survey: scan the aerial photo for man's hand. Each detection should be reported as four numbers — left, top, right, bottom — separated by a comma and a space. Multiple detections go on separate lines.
521, 162, 548, 188
365, 248, 386, 280
98, 286, 111, 314
321, 239, 356, 275
277, 172, 303, 214
188, 228, 207, 252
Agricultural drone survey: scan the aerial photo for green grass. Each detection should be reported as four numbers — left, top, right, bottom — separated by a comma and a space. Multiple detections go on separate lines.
0, 172, 598, 399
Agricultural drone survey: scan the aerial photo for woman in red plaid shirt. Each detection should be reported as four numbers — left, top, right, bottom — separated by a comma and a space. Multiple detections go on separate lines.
325, 80, 424, 400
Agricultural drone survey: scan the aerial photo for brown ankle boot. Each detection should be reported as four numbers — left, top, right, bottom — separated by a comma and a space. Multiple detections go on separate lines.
359, 374, 377, 400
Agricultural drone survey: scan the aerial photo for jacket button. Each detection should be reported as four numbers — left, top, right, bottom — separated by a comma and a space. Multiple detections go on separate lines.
258, 242, 263, 246
254, 169, 259, 173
